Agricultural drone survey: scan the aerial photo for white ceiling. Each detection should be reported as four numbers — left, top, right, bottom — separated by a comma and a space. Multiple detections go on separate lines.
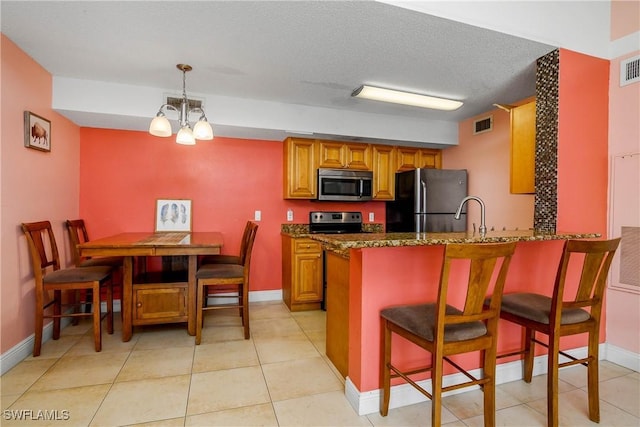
0, 1, 615, 147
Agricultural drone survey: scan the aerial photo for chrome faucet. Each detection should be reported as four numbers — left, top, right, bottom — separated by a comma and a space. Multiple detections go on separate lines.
454, 196, 487, 236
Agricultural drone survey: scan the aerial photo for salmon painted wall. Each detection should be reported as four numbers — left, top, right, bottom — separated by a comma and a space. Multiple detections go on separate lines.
78, 128, 386, 293
1, 34, 81, 354
557, 49, 609, 236
444, 101, 535, 231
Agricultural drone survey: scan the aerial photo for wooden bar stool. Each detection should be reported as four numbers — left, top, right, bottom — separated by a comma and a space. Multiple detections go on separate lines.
66, 219, 123, 315
195, 221, 258, 344
22, 221, 114, 356
380, 241, 517, 427
496, 238, 620, 427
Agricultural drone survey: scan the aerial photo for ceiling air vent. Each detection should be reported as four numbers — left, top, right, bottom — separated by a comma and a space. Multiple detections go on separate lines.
166, 96, 203, 110
473, 116, 493, 135
620, 55, 640, 87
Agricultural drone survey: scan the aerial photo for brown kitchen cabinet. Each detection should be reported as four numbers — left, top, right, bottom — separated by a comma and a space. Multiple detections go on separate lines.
371, 144, 396, 200
317, 140, 372, 170
283, 137, 317, 199
396, 147, 442, 171
510, 100, 536, 194
282, 235, 323, 311
132, 271, 188, 325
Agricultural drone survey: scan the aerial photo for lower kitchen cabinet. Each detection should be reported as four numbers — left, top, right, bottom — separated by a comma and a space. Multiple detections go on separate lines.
282, 235, 323, 311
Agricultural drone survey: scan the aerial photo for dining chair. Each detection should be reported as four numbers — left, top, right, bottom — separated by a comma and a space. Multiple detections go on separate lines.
495, 238, 620, 427
199, 220, 254, 266
22, 221, 114, 356
195, 221, 258, 344
66, 219, 123, 316
199, 220, 254, 309
380, 241, 517, 427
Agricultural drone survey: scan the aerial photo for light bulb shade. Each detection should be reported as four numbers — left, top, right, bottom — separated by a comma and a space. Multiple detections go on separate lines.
176, 126, 196, 145
149, 115, 172, 137
193, 120, 214, 140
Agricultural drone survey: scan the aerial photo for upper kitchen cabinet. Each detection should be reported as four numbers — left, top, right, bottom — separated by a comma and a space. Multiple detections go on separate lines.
372, 145, 396, 200
283, 137, 442, 200
317, 140, 372, 170
283, 137, 317, 199
396, 147, 442, 171
510, 100, 536, 194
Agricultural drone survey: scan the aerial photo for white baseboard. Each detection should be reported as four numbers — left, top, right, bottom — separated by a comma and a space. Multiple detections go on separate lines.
0, 291, 282, 375
604, 343, 640, 372
344, 343, 638, 416
206, 289, 282, 305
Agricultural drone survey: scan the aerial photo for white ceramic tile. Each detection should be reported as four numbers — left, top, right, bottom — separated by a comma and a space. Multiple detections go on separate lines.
117, 346, 194, 382
559, 360, 635, 389
262, 356, 343, 402
193, 339, 259, 372
598, 373, 640, 417
133, 325, 195, 350
187, 366, 270, 415
442, 386, 521, 420
0, 358, 57, 396
274, 390, 372, 427
527, 387, 640, 427
367, 400, 459, 426
91, 375, 190, 426
462, 403, 547, 427
250, 317, 304, 339
496, 373, 576, 404
254, 335, 321, 364
186, 403, 278, 426
29, 352, 128, 391
3, 384, 110, 427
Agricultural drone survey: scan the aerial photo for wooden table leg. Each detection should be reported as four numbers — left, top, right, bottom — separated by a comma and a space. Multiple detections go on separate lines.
122, 256, 133, 342
187, 255, 196, 336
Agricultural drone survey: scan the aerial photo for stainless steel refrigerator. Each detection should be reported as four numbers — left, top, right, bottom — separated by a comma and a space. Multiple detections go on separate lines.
385, 168, 468, 232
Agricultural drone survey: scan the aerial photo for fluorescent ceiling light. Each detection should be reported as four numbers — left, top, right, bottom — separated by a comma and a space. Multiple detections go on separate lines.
352, 85, 463, 111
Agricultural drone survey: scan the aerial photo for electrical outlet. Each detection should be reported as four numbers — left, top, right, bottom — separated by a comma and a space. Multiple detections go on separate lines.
369, 212, 375, 222
287, 209, 294, 221
254, 210, 261, 221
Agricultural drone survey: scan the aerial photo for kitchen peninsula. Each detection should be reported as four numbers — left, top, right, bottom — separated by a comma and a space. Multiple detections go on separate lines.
309, 229, 600, 415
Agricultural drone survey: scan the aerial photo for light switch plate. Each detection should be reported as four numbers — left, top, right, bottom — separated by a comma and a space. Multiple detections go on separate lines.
254, 210, 261, 221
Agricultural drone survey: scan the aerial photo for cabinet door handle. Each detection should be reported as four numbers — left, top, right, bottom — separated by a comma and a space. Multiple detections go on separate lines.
136, 302, 143, 308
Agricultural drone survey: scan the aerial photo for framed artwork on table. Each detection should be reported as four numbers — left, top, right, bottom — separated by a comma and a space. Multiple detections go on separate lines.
155, 199, 192, 232
24, 111, 51, 152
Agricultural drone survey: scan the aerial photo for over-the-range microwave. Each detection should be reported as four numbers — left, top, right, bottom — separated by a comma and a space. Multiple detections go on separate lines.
317, 168, 373, 201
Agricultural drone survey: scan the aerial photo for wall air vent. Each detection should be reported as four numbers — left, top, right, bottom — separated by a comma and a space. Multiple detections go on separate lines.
166, 96, 203, 110
473, 116, 493, 135
620, 55, 640, 87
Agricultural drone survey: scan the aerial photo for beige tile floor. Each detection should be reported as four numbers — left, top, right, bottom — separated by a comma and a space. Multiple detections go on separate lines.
1, 301, 638, 426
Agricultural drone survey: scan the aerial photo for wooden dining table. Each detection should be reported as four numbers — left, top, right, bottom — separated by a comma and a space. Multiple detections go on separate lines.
78, 232, 224, 341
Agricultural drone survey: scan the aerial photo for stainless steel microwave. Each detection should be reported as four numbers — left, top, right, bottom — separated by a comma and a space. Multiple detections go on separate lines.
317, 168, 373, 201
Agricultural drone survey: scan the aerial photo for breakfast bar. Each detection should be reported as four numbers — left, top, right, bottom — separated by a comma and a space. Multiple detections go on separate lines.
310, 229, 600, 414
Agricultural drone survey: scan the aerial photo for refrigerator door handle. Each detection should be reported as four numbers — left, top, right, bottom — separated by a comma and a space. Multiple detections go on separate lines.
420, 181, 427, 213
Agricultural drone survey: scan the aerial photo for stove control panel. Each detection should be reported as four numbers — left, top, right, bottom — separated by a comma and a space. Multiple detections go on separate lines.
309, 211, 362, 224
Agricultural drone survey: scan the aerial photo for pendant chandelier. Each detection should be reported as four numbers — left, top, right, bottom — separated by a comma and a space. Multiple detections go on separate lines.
149, 64, 214, 145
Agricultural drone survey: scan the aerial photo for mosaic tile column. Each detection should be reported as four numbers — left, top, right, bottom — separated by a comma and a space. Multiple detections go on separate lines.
534, 49, 559, 232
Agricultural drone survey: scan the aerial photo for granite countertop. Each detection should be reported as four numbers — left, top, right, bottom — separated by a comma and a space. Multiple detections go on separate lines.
307, 229, 601, 251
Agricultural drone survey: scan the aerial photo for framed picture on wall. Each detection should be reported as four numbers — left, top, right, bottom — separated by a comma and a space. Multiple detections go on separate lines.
155, 199, 192, 232
24, 111, 51, 152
